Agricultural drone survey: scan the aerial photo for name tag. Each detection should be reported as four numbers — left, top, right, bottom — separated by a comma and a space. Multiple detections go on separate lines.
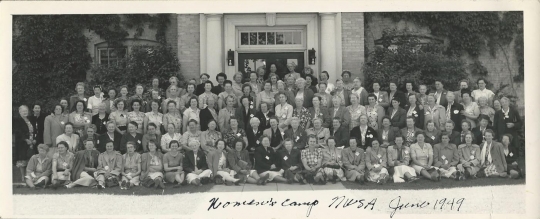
296, 136, 300, 141
441, 155, 446, 160
265, 156, 270, 160
61, 121, 65, 125
355, 152, 359, 156
250, 114, 254, 117
431, 136, 435, 140
103, 121, 106, 125
404, 151, 409, 154
97, 140, 100, 144
378, 98, 382, 102
62, 162, 67, 167
283, 156, 288, 161
137, 140, 141, 144
453, 110, 459, 114
377, 154, 382, 158
250, 105, 254, 109
425, 111, 430, 115
236, 133, 241, 137
470, 155, 475, 160
281, 132, 285, 136
379, 159, 382, 163
374, 164, 380, 168
509, 152, 513, 157
256, 140, 260, 144
445, 160, 448, 165
105, 166, 109, 170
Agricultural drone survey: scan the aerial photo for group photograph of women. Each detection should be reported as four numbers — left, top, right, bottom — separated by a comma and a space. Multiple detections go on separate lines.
12, 68, 525, 192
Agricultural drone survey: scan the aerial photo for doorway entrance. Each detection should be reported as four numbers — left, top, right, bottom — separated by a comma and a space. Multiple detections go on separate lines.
238, 52, 304, 80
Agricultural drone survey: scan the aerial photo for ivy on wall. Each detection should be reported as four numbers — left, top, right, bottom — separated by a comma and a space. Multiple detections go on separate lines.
12, 14, 173, 115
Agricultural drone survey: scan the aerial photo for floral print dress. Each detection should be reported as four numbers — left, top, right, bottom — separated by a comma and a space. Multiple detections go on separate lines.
128, 111, 146, 134
292, 107, 312, 129
365, 106, 379, 130
347, 105, 366, 130
164, 113, 182, 134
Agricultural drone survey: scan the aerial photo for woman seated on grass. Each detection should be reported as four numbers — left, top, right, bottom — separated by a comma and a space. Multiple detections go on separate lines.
66, 140, 100, 188
476, 130, 508, 178
321, 137, 345, 183
432, 133, 461, 180
365, 140, 390, 185
341, 138, 366, 184
141, 140, 165, 189
26, 144, 52, 189
95, 141, 123, 189
207, 139, 244, 186
163, 140, 185, 188
183, 140, 213, 186
227, 139, 260, 184
254, 135, 287, 185
387, 136, 418, 183
410, 133, 440, 182
120, 142, 141, 189
50, 141, 74, 189
277, 138, 305, 184
301, 135, 325, 185
456, 132, 481, 180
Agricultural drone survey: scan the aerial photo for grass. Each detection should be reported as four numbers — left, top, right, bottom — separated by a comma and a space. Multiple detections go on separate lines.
342, 177, 525, 190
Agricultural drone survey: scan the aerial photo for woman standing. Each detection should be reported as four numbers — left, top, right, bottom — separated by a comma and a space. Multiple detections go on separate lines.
183, 97, 201, 132
232, 73, 244, 95
163, 101, 182, 134
372, 82, 390, 109
166, 76, 185, 99
50, 141, 74, 189
144, 100, 164, 135
315, 82, 333, 108
120, 142, 142, 189
140, 140, 165, 189
195, 74, 210, 95
25, 144, 52, 189
164, 85, 183, 114
120, 122, 144, 154
91, 103, 109, 135
228, 139, 259, 184
127, 100, 146, 134
321, 138, 345, 183
365, 94, 385, 130
257, 81, 276, 111
200, 120, 222, 154
330, 117, 350, 148
240, 84, 257, 110
269, 73, 279, 93
347, 93, 367, 130
387, 136, 418, 183
309, 96, 331, 128
236, 96, 257, 130
351, 78, 369, 106
387, 98, 407, 129
115, 86, 130, 107
103, 88, 117, 113
341, 138, 366, 183
248, 72, 263, 95
66, 140, 99, 188
292, 97, 312, 130
341, 71, 354, 90
217, 80, 239, 110
87, 85, 104, 115
94, 141, 123, 189
275, 92, 294, 129
29, 103, 46, 147
388, 81, 407, 109
410, 133, 439, 181
275, 80, 295, 107
109, 100, 129, 134
471, 78, 495, 106
306, 118, 330, 148
423, 94, 446, 130
377, 117, 399, 148
200, 96, 219, 132
404, 94, 424, 129
218, 96, 237, 132
163, 140, 185, 187
68, 100, 92, 136
69, 82, 88, 112
207, 140, 243, 185
161, 123, 182, 154
365, 140, 390, 184
461, 89, 480, 128
305, 75, 318, 94
317, 71, 335, 94
55, 122, 80, 153
44, 105, 69, 147
198, 81, 218, 110
294, 78, 315, 108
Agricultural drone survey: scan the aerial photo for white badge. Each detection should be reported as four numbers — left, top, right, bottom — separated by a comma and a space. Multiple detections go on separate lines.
256, 140, 260, 144
296, 136, 300, 141
425, 111, 430, 115
105, 166, 109, 170
367, 134, 373, 138
84, 116, 88, 120
378, 98, 382, 102
250, 114, 254, 118
431, 136, 435, 140
265, 156, 270, 160
404, 150, 409, 154
454, 110, 459, 114
441, 155, 446, 160
250, 105, 254, 109
62, 162, 67, 167
103, 121, 106, 125
281, 132, 285, 136
61, 121, 65, 125
86, 120, 90, 123
445, 160, 449, 165
374, 164, 380, 168
97, 140, 100, 144
355, 152, 360, 156
157, 96, 161, 99
470, 155, 475, 160
282, 114, 287, 119
377, 154, 382, 158
509, 152, 513, 157
236, 133, 241, 137
83, 98, 87, 101
379, 159, 382, 163
137, 140, 141, 144
283, 156, 288, 161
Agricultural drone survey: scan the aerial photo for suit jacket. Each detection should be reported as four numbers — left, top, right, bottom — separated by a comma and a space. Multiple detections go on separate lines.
329, 106, 352, 129
471, 125, 493, 145
254, 146, 279, 173
43, 114, 69, 146
308, 107, 331, 128
372, 91, 390, 109
424, 130, 442, 146
227, 149, 252, 173
404, 104, 425, 129
365, 146, 388, 171
183, 149, 209, 174
399, 127, 423, 141
97, 132, 122, 153
377, 127, 400, 147
294, 88, 315, 108
433, 143, 459, 167
284, 127, 308, 149
352, 88, 369, 106
350, 126, 378, 150
387, 106, 407, 129
387, 145, 411, 167
277, 148, 302, 170
330, 125, 350, 147
480, 141, 508, 174
200, 107, 219, 132
432, 89, 449, 107
445, 102, 465, 132
442, 130, 461, 146
321, 147, 344, 166
207, 150, 228, 176
457, 144, 481, 167
493, 108, 522, 142
255, 111, 275, 131
246, 127, 264, 152
235, 106, 257, 130
388, 90, 407, 109
263, 127, 285, 149
341, 147, 365, 172
71, 149, 99, 182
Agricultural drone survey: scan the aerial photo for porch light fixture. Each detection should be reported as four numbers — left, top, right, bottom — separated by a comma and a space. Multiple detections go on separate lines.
308, 48, 316, 65
227, 49, 235, 66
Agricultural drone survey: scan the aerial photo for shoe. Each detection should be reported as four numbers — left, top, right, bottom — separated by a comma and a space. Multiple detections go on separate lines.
455, 171, 461, 181
121, 180, 127, 189
34, 180, 45, 188
50, 183, 59, 190
97, 184, 105, 189
357, 177, 365, 185
193, 179, 202, 186
126, 182, 132, 190
158, 180, 165, 189
256, 178, 263, 185
408, 176, 419, 183
437, 170, 442, 181
181, 180, 188, 186
259, 174, 269, 185
200, 177, 211, 185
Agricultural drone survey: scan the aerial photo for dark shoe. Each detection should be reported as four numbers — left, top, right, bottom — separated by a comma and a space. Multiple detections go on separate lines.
256, 178, 263, 185
464, 169, 471, 178
121, 180, 127, 189
153, 179, 160, 189
455, 171, 461, 181
126, 182, 132, 190
50, 183, 59, 190
97, 184, 105, 189
181, 180, 188, 186
437, 170, 442, 181
173, 183, 182, 188
477, 170, 486, 178
193, 179, 202, 186
158, 180, 165, 189
200, 177, 211, 185
408, 176, 419, 183
34, 180, 45, 188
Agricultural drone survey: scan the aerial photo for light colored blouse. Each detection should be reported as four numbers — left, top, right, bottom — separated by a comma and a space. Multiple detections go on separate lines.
127, 111, 146, 133
306, 127, 330, 147
161, 132, 182, 151
462, 102, 480, 128
347, 105, 367, 130
56, 134, 80, 153
275, 103, 293, 123
257, 91, 276, 110
109, 110, 129, 127
183, 107, 201, 124
164, 112, 182, 134
198, 92, 218, 109
53, 152, 74, 170
410, 143, 433, 166
181, 130, 202, 147
145, 112, 164, 131
87, 95, 104, 115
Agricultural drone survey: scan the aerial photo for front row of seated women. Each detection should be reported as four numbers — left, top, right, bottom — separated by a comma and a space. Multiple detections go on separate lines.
24, 126, 521, 189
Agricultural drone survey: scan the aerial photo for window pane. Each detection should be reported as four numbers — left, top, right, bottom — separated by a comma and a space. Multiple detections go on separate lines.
292, 31, 301, 44
267, 32, 275, 45
258, 32, 266, 45
241, 32, 249, 45
283, 32, 293, 44
249, 32, 257, 45
276, 32, 284, 44
99, 49, 108, 65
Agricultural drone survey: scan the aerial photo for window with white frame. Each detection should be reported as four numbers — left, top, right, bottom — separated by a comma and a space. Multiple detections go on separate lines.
237, 27, 306, 50
97, 47, 127, 66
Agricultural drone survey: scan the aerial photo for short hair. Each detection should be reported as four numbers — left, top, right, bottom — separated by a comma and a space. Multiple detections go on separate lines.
131, 99, 142, 109
75, 82, 85, 90
249, 117, 260, 124
134, 83, 144, 90
186, 83, 196, 90
349, 137, 359, 144
295, 78, 306, 86
406, 116, 416, 123
332, 116, 342, 124
203, 80, 214, 89
126, 141, 136, 149
106, 121, 116, 127
283, 138, 294, 145
501, 133, 513, 143
445, 120, 455, 127
460, 119, 472, 129
188, 119, 199, 125
114, 99, 126, 110
307, 134, 317, 142
169, 140, 180, 148
57, 141, 69, 148
128, 121, 138, 129
312, 117, 323, 124
188, 96, 199, 106
320, 71, 330, 79
305, 74, 317, 86
476, 77, 487, 85
367, 93, 377, 100
241, 84, 252, 93
290, 117, 300, 123
234, 72, 244, 80
216, 72, 227, 80
119, 85, 129, 92
200, 73, 210, 79
459, 79, 469, 86
414, 131, 425, 138
477, 114, 490, 123
74, 100, 87, 111
326, 136, 336, 144
232, 139, 245, 149
341, 70, 351, 77
86, 124, 97, 132
388, 80, 398, 86
37, 144, 49, 152
461, 88, 472, 98
167, 100, 177, 107
147, 122, 157, 130
382, 116, 391, 123
485, 129, 496, 139
223, 80, 233, 86
64, 122, 74, 130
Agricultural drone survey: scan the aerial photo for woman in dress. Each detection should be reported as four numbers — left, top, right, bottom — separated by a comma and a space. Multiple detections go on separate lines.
317, 71, 335, 94
25, 144, 52, 189
423, 94, 446, 130
103, 88, 117, 113
222, 117, 248, 151
120, 122, 144, 154
300, 135, 326, 184
141, 123, 161, 153
294, 78, 315, 108
115, 85, 130, 107
232, 72, 244, 95
29, 103, 45, 147
140, 140, 165, 189
501, 134, 522, 179
198, 81, 218, 110
94, 141, 123, 189
456, 132, 482, 179
236, 96, 257, 130
321, 137, 345, 183
269, 73, 279, 93
69, 82, 88, 112
144, 100, 164, 135
109, 99, 129, 134
471, 78, 495, 106
55, 122, 79, 153
240, 83, 257, 110
44, 104, 69, 147
257, 81, 276, 111
493, 99, 502, 112
228, 139, 259, 184
183, 96, 201, 132
200, 120, 222, 154
347, 93, 367, 130
181, 119, 203, 152
50, 141, 74, 189
404, 94, 424, 129
424, 120, 442, 146
365, 139, 390, 184
305, 75, 318, 94
163, 140, 185, 187
387, 98, 407, 129
309, 96, 330, 128
60, 98, 70, 116
68, 100, 92, 136
87, 85, 104, 115
292, 97, 312, 130
432, 133, 460, 180
66, 140, 100, 188
275, 92, 294, 129
91, 103, 109, 135
161, 123, 182, 154
306, 118, 330, 148
372, 81, 390, 109
248, 72, 263, 95
477, 130, 508, 178
400, 117, 423, 147
163, 100, 183, 134
377, 117, 399, 148
217, 80, 239, 110
315, 82, 333, 109
461, 89, 480, 128
341, 71, 354, 90
218, 95, 237, 132
387, 136, 419, 183
341, 138, 366, 183
207, 139, 244, 185
477, 96, 495, 125
127, 99, 146, 134
410, 133, 439, 181
365, 94, 385, 130
120, 142, 142, 189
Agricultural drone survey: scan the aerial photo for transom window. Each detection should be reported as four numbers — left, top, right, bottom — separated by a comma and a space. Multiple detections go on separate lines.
98, 47, 127, 66
240, 30, 302, 45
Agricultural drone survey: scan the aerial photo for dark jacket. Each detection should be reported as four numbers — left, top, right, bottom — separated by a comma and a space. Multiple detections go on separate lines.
254, 146, 279, 173
330, 125, 350, 147
255, 110, 275, 131
277, 148, 302, 171
404, 104, 425, 129
445, 101, 465, 132
91, 113, 110, 135
493, 108, 522, 142
294, 88, 315, 108
235, 106, 257, 130
119, 132, 144, 154
388, 90, 407, 109
227, 149, 252, 173
183, 149, 209, 174
472, 125, 494, 145
13, 117, 36, 161
387, 106, 407, 129
28, 114, 46, 146
195, 83, 206, 96
284, 127, 308, 149
71, 149, 99, 183
377, 127, 400, 147
246, 127, 264, 152
97, 132, 122, 153
200, 107, 219, 132
350, 126, 378, 150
